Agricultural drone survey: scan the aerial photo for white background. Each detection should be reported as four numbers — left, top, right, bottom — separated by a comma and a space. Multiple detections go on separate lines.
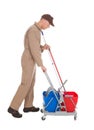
0, 0, 94, 129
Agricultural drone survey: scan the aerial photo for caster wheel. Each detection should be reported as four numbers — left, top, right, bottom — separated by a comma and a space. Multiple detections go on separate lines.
41, 116, 46, 120
74, 115, 77, 120
40, 109, 43, 113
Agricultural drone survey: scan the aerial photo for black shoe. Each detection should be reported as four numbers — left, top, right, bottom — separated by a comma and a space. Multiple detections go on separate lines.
23, 106, 40, 112
8, 107, 22, 118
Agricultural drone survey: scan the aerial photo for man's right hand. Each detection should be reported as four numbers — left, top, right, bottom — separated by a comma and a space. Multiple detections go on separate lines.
41, 65, 47, 72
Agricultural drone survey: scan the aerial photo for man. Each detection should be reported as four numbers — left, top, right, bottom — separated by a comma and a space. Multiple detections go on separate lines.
8, 14, 54, 118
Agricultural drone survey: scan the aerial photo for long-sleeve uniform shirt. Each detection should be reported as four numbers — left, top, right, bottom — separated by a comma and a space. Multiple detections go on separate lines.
21, 23, 43, 68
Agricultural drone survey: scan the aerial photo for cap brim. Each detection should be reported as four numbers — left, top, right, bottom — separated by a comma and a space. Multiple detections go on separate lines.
51, 23, 54, 26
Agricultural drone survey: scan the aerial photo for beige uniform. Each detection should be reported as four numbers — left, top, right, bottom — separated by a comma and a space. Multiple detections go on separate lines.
10, 23, 43, 110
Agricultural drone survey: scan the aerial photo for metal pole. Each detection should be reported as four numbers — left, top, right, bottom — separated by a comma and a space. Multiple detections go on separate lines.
44, 71, 54, 88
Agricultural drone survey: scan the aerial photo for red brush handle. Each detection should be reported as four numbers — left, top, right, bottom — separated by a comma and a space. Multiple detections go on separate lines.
48, 49, 63, 84
48, 49, 66, 91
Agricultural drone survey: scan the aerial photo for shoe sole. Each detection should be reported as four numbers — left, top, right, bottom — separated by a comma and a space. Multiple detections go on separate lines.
23, 110, 39, 112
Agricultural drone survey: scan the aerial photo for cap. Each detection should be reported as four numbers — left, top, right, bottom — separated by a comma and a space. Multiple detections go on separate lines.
41, 14, 54, 26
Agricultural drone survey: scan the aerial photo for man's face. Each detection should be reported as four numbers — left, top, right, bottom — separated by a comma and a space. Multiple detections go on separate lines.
41, 19, 50, 29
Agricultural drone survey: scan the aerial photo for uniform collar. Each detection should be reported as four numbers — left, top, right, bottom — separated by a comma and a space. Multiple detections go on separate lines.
34, 22, 44, 35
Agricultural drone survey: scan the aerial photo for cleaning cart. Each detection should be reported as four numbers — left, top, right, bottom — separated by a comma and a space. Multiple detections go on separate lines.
41, 49, 78, 120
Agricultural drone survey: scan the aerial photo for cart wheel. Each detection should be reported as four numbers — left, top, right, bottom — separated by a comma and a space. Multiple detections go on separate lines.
74, 114, 77, 120
40, 109, 43, 113
41, 116, 46, 120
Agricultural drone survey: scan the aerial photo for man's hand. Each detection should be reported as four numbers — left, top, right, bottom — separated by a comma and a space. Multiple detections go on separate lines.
43, 44, 50, 50
41, 65, 47, 72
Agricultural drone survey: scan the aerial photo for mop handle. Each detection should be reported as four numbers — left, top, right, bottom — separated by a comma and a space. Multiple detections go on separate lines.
48, 49, 66, 91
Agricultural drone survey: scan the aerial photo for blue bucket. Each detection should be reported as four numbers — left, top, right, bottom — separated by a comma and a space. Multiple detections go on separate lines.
43, 90, 60, 112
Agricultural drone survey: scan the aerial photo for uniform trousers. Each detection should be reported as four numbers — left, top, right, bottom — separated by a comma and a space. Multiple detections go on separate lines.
10, 50, 36, 110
